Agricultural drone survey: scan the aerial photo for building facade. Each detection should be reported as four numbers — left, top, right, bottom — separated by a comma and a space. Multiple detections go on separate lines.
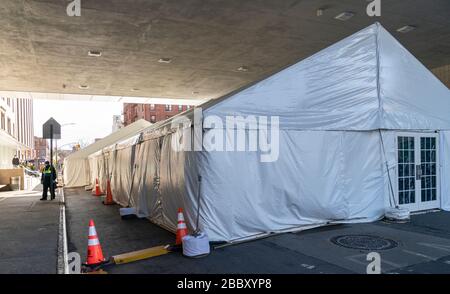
0, 97, 34, 168
123, 103, 194, 126
34, 136, 49, 165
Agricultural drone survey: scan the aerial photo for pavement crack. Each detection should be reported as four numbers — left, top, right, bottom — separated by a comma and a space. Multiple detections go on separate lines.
26, 201, 37, 212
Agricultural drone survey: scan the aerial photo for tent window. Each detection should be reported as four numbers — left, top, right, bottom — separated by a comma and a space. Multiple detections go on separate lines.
398, 136, 415, 205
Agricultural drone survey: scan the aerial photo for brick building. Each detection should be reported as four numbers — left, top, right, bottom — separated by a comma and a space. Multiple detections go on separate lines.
34, 136, 49, 165
123, 103, 194, 126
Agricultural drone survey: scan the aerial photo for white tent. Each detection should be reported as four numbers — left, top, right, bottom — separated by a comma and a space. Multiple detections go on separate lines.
63, 119, 151, 188
89, 23, 450, 242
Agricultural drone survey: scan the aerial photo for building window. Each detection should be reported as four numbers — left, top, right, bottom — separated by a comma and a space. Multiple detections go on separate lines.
165, 104, 172, 111
150, 104, 155, 110
150, 115, 156, 123
187, 105, 191, 110
178, 105, 183, 111
1, 112, 5, 130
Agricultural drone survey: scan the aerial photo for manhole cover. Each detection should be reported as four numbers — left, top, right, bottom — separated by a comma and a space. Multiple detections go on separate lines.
330, 235, 398, 250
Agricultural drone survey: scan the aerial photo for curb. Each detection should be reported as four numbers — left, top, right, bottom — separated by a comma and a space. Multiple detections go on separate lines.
57, 187, 69, 274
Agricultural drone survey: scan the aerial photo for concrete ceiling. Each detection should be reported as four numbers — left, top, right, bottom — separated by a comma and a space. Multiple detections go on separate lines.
1, 0, 449, 101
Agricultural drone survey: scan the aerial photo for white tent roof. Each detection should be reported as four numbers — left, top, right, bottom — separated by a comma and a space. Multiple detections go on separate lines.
66, 119, 151, 160
205, 22, 450, 131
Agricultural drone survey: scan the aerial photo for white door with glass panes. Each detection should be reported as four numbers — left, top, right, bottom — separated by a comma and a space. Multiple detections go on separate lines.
396, 133, 440, 212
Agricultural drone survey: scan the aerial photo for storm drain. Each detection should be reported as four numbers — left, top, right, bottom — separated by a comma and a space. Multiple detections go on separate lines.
330, 235, 398, 251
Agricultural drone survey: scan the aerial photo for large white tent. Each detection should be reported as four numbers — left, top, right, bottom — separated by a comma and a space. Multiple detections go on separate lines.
63, 119, 151, 188
88, 23, 450, 242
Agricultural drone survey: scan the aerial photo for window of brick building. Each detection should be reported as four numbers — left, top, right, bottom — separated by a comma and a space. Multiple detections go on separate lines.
165, 104, 172, 111
178, 105, 183, 111
150, 115, 156, 123
150, 104, 155, 110
0, 112, 5, 130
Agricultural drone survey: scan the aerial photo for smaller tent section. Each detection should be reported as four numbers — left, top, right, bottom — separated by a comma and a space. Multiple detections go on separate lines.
63, 119, 151, 188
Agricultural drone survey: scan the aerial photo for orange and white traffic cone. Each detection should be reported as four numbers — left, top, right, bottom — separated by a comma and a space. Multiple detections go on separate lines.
102, 179, 114, 205
175, 208, 188, 245
92, 178, 102, 196
85, 219, 106, 266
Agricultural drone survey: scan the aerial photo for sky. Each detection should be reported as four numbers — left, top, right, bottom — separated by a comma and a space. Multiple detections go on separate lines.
34, 99, 122, 149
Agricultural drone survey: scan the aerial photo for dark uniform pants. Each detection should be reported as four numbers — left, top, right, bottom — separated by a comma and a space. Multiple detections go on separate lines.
42, 180, 55, 199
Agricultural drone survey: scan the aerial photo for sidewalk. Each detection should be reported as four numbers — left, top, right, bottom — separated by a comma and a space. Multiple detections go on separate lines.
0, 185, 60, 274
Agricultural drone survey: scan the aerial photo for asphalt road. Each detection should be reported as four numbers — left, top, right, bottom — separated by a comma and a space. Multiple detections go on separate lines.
65, 187, 450, 274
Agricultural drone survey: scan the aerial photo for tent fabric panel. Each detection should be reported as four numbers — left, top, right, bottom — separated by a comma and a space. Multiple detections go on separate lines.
204, 24, 380, 131
201, 23, 450, 132
378, 27, 450, 130
132, 139, 162, 219
63, 158, 90, 188
440, 131, 450, 211
195, 130, 385, 242
158, 133, 193, 233
110, 147, 134, 207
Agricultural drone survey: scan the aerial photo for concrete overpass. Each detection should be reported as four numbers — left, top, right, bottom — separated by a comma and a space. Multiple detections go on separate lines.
0, 0, 449, 102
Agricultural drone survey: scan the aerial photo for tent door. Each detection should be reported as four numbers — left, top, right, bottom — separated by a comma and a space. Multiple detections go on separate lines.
396, 133, 440, 212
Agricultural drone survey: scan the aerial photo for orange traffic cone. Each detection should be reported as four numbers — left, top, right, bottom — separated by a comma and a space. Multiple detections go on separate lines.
175, 208, 188, 245
85, 219, 106, 266
92, 178, 102, 196
102, 179, 114, 205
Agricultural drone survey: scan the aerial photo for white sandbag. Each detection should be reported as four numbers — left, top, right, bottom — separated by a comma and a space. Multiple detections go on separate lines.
385, 207, 410, 221
120, 207, 137, 217
182, 233, 210, 257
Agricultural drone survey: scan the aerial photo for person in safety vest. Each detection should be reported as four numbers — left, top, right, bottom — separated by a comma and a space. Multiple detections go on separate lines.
40, 161, 57, 201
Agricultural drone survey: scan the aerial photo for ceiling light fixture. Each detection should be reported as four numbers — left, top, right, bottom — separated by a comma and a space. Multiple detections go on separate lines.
334, 12, 354, 21
236, 66, 249, 72
88, 50, 102, 57
158, 58, 172, 63
79, 85, 89, 89
397, 25, 416, 33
